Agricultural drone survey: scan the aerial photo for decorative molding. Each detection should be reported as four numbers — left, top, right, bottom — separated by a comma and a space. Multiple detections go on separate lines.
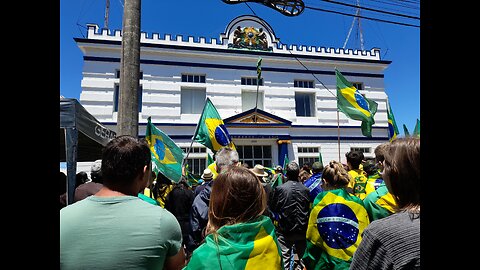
224, 108, 292, 126
82, 17, 387, 62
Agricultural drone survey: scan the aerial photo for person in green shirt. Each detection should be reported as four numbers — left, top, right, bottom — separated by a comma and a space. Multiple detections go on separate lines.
61, 135, 185, 270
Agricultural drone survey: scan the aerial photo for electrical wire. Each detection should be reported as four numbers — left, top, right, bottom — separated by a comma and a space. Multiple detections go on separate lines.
305, 6, 419, 27
320, 0, 419, 20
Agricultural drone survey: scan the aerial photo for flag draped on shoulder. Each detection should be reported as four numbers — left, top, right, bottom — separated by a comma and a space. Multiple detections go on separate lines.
185, 215, 283, 270
194, 98, 235, 153
336, 69, 378, 137
387, 100, 399, 142
363, 183, 397, 222
146, 117, 185, 183
303, 188, 370, 270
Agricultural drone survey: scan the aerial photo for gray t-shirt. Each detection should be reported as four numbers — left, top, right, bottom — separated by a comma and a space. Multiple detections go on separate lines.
350, 211, 420, 270
60, 195, 182, 269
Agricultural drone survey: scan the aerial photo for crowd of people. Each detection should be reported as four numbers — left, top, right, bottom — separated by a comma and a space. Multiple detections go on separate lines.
60, 135, 420, 270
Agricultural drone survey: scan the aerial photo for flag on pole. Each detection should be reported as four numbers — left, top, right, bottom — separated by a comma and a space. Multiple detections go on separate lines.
403, 124, 410, 137
194, 98, 236, 153
184, 163, 199, 186
336, 69, 378, 137
146, 117, 185, 183
257, 57, 262, 81
282, 154, 289, 176
318, 151, 323, 166
207, 152, 214, 166
387, 100, 399, 142
413, 118, 420, 137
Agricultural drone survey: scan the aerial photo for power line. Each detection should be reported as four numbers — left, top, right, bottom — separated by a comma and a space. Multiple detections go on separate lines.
327, 0, 419, 17
320, 0, 419, 20
367, 0, 419, 10
239, 2, 410, 100
305, 5, 419, 27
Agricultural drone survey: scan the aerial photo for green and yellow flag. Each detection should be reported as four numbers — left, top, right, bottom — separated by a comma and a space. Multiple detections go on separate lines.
413, 118, 420, 137
282, 154, 289, 177
184, 163, 199, 186
194, 98, 235, 153
185, 215, 284, 270
403, 124, 410, 137
363, 183, 397, 222
257, 57, 262, 81
207, 152, 214, 166
146, 117, 185, 183
336, 69, 378, 137
303, 188, 370, 270
387, 100, 400, 142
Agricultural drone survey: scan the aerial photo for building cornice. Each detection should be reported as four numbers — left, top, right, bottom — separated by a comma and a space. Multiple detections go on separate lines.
76, 22, 391, 65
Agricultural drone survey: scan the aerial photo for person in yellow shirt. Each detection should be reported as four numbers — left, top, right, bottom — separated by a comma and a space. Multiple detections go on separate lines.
151, 172, 174, 208
345, 151, 375, 200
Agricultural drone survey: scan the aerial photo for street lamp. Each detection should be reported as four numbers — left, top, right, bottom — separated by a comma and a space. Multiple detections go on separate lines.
222, 0, 305, 16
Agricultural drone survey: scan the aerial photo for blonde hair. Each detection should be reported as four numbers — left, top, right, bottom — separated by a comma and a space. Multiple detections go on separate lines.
322, 160, 350, 189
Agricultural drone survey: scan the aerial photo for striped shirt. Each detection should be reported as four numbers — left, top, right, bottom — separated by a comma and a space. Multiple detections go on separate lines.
350, 211, 420, 270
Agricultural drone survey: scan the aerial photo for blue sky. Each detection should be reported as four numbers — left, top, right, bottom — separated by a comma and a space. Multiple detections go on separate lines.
60, 0, 419, 135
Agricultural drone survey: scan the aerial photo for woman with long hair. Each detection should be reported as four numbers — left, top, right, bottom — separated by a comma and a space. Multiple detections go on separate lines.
184, 166, 284, 269
350, 137, 420, 269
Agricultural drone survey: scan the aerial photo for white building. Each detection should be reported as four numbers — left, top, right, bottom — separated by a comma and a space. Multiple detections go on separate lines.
76, 15, 391, 176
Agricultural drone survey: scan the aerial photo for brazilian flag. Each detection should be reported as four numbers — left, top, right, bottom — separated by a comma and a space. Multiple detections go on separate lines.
146, 117, 185, 183
207, 153, 214, 166
403, 124, 410, 137
184, 163, 199, 187
282, 154, 289, 176
336, 69, 378, 137
185, 215, 284, 270
194, 98, 235, 152
257, 57, 262, 81
413, 118, 420, 137
363, 183, 397, 221
303, 188, 370, 270
387, 100, 399, 142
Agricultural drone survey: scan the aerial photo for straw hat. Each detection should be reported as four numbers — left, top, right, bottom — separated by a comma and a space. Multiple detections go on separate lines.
250, 164, 268, 177
201, 168, 213, 181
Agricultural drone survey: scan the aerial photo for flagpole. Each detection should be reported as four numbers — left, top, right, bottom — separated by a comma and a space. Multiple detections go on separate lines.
182, 98, 208, 167
254, 79, 259, 123
254, 57, 262, 123
337, 110, 341, 162
182, 138, 195, 168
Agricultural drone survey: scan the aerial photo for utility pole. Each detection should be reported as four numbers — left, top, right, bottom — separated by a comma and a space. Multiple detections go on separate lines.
118, 0, 141, 137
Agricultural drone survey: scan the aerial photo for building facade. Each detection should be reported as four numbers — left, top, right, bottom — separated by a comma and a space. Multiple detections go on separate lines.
76, 15, 391, 176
